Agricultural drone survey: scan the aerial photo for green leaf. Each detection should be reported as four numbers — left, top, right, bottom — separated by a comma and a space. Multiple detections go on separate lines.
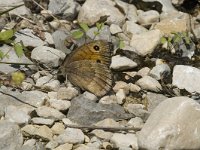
71, 30, 84, 39
79, 23, 89, 32
0, 29, 15, 41
173, 35, 181, 43
96, 22, 104, 30
0, 50, 4, 59
184, 36, 191, 44
119, 40, 125, 49
14, 43, 24, 57
160, 37, 167, 44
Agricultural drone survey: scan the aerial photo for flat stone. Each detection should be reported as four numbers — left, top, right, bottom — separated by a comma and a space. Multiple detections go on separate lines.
53, 143, 73, 150
130, 29, 162, 56
22, 125, 53, 141
127, 117, 144, 129
110, 133, 138, 149
44, 32, 54, 45
111, 55, 138, 71
149, 64, 171, 80
31, 117, 54, 126
110, 24, 122, 34
138, 97, 200, 149
0, 44, 33, 74
57, 87, 79, 100
51, 122, 65, 135
36, 106, 65, 120
125, 104, 149, 118
91, 129, 113, 141
67, 95, 133, 125
99, 95, 118, 104
15, 29, 45, 47
138, 10, 160, 25
136, 76, 162, 92
137, 67, 150, 77
78, 0, 125, 26
48, 99, 71, 111
95, 118, 120, 127
48, 0, 80, 20
122, 21, 147, 38
56, 128, 84, 144
154, 12, 189, 34
113, 81, 130, 94
5, 105, 31, 125
0, 121, 23, 150
45, 140, 58, 149
31, 46, 65, 68
36, 76, 60, 91
173, 65, 200, 93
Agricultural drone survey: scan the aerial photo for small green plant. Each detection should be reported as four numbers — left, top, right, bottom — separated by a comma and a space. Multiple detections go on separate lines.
160, 32, 192, 51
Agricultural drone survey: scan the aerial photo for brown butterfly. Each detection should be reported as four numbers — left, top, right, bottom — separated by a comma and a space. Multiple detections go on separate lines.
58, 40, 113, 97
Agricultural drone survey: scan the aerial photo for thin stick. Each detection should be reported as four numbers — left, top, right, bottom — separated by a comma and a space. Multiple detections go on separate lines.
0, 61, 36, 65
65, 124, 141, 132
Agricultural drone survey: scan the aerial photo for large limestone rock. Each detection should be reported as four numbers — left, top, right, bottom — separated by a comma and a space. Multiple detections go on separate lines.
138, 97, 200, 150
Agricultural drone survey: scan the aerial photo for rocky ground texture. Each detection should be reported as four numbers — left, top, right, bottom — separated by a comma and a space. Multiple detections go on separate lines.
0, 0, 200, 150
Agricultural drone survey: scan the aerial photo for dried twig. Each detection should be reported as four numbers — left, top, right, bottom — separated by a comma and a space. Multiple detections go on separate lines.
65, 124, 141, 132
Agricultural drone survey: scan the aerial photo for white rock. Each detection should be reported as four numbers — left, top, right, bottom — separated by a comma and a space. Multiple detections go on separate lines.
113, 81, 129, 94
91, 129, 113, 141
5, 105, 31, 125
0, 121, 23, 150
57, 87, 79, 100
78, 0, 125, 26
110, 133, 138, 149
56, 128, 84, 144
137, 67, 150, 77
53, 143, 73, 150
99, 95, 118, 104
136, 76, 162, 92
23, 139, 36, 147
48, 99, 71, 111
122, 21, 147, 38
129, 83, 141, 92
21, 82, 33, 90
48, 92, 58, 99
36, 106, 65, 120
130, 29, 162, 56
138, 97, 200, 150
31, 46, 66, 67
173, 65, 200, 93
138, 10, 160, 25
95, 118, 120, 127
44, 32, 54, 45
125, 104, 148, 118
43, 80, 60, 91
149, 64, 171, 80
116, 89, 126, 104
110, 24, 122, 34
111, 55, 137, 70
83, 91, 98, 101
31, 117, 54, 126
45, 140, 58, 149
51, 122, 65, 135
128, 117, 144, 129
15, 29, 45, 47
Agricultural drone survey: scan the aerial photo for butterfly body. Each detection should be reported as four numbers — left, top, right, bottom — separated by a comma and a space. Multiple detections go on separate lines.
58, 40, 113, 97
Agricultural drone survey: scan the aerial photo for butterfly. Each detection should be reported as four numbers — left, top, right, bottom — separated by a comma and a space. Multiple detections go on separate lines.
58, 40, 113, 97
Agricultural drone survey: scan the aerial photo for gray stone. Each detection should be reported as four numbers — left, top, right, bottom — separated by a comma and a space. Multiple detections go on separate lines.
137, 67, 150, 77
122, 21, 147, 38
110, 133, 138, 149
138, 10, 160, 25
22, 125, 53, 141
56, 128, 84, 144
44, 32, 54, 45
78, 0, 125, 26
82, 91, 98, 101
48, 99, 71, 111
130, 29, 162, 56
48, 0, 80, 20
31, 46, 66, 68
57, 87, 79, 100
67, 95, 133, 125
53, 143, 73, 150
45, 140, 58, 149
146, 92, 167, 112
127, 117, 144, 129
51, 122, 65, 135
0, 121, 23, 150
136, 76, 162, 92
138, 97, 200, 150
86, 25, 111, 41
116, 89, 126, 104
173, 65, 200, 93
111, 55, 138, 71
36, 76, 60, 91
5, 105, 31, 125
15, 29, 45, 47
0, 0, 31, 16
149, 64, 171, 80
125, 104, 149, 118
36, 106, 65, 120
91, 129, 113, 141
110, 24, 122, 34
31, 117, 54, 126
0, 44, 33, 74
52, 30, 71, 54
